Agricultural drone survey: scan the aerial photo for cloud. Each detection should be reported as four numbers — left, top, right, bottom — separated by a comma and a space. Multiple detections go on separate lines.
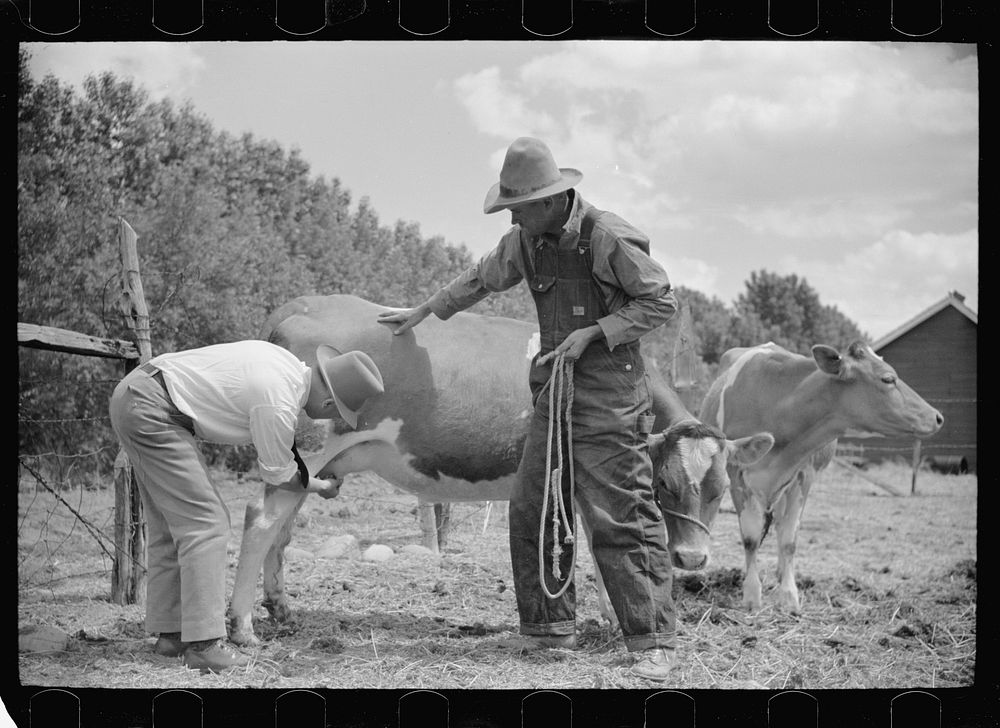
454, 66, 556, 143
656, 254, 724, 300
776, 228, 978, 338
451, 41, 977, 229
452, 41, 978, 337
24, 42, 206, 101
730, 201, 905, 241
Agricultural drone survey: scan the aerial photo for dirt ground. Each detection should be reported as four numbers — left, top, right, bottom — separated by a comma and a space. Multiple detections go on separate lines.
17, 460, 977, 694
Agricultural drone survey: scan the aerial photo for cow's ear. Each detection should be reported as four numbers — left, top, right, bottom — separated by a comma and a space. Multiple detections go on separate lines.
727, 432, 774, 466
812, 345, 843, 375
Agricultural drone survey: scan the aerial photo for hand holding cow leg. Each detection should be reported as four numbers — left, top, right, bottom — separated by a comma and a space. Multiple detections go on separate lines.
304, 475, 341, 499
268, 475, 340, 499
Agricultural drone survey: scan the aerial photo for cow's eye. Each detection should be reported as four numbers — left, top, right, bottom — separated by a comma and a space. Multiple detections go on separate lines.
881, 374, 897, 384
656, 477, 676, 494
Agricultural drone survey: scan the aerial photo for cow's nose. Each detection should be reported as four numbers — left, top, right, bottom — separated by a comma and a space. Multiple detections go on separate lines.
673, 549, 709, 571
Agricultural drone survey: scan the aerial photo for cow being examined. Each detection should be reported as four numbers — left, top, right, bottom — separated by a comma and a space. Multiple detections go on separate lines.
226, 294, 774, 648
698, 341, 944, 613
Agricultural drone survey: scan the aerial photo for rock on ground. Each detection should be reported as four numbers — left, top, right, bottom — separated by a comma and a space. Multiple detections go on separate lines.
317, 534, 358, 559
362, 544, 394, 562
19, 625, 70, 653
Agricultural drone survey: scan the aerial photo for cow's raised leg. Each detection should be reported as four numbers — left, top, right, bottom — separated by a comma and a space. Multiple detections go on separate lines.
261, 493, 310, 624
729, 468, 769, 611
773, 471, 812, 614
228, 487, 307, 646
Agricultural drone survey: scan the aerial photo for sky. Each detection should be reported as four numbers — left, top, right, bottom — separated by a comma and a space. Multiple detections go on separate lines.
22, 40, 979, 340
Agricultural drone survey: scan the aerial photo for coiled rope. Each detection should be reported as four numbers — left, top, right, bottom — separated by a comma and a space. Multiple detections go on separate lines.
538, 352, 578, 599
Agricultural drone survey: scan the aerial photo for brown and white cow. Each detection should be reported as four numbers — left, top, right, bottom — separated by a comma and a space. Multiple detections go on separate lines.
698, 341, 944, 613
226, 294, 773, 646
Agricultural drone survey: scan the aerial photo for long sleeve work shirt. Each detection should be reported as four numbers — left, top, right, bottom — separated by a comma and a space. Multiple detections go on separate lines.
427, 191, 677, 349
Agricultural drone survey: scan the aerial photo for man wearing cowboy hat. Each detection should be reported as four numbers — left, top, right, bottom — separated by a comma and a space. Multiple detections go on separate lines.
108, 339, 383, 673
377, 137, 678, 681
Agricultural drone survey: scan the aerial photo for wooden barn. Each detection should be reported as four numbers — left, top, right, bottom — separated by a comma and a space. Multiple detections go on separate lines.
838, 291, 978, 473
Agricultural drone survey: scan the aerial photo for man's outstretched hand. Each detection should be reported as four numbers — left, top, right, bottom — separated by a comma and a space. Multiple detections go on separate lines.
376, 303, 432, 336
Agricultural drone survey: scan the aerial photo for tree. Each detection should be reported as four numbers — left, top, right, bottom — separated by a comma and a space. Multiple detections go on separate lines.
19, 50, 873, 482
16, 54, 485, 472
734, 270, 866, 355
672, 286, 732, 365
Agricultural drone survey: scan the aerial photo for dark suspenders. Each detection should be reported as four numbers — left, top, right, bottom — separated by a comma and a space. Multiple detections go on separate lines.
577, 206, 609, 318
577, 206, 603, 252
291, 441, 310, 488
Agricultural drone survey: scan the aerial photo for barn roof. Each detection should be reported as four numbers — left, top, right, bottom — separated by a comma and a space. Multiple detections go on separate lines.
872, 291, 978, 351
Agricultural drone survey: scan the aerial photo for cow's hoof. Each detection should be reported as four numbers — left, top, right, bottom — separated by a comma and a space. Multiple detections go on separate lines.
227, 615, 261, 647
263, 598, 292, 623
228, 628, 260, 648
776, 590, 802, 614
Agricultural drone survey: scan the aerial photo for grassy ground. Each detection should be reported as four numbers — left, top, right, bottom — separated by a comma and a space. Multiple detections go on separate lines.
17, 460, 977, 691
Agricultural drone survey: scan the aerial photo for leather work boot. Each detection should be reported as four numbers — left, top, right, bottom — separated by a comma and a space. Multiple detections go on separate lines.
182, 638, 250, 673
631, 647, 675, 681
153, 632, 187, 658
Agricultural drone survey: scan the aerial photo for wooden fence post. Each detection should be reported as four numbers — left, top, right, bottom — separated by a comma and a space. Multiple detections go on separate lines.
112, 218, 151, 605
113, 451, 146, 605
911, 439, 922, 495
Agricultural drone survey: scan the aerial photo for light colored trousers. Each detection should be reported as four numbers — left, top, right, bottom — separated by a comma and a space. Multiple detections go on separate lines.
108, 366, 231, 642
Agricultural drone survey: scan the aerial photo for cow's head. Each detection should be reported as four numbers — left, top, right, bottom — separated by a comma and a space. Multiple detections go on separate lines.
812, 342, 943, 438
649, 421, 774, 570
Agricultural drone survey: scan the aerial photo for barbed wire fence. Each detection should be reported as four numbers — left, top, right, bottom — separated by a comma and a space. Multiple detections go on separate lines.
18, 218, 148, 603
17, 218, 488, 604
17, 395, 124, 591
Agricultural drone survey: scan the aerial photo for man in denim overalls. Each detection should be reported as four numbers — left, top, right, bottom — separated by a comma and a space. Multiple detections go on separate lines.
378, 137, 677, 680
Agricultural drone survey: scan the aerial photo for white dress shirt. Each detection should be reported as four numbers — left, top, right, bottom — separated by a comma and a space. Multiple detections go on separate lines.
149, 340, 311, 485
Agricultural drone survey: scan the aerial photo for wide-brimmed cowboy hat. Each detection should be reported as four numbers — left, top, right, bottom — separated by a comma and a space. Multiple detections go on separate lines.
315, 345, 384, 429
483, 137, 582, 215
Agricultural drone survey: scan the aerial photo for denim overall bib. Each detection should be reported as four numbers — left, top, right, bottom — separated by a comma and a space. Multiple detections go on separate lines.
508, 208, 677, 651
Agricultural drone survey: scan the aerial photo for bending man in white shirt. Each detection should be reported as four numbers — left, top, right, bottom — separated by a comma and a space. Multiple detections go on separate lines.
108, 340, 383, 673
